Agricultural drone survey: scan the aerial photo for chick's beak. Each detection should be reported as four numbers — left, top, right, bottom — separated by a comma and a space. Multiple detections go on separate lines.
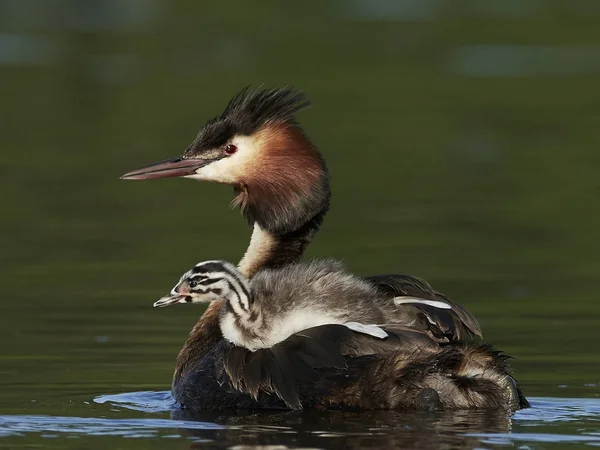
120, 157, 208, 180
153, 294, 189, 308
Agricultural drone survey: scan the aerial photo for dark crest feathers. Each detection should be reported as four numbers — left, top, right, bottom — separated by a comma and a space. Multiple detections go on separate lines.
221, 86, 311, 130
187, 86, 312, 153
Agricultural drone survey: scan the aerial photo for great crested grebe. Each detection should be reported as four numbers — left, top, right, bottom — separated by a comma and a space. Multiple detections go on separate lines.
121, 86, 528, 410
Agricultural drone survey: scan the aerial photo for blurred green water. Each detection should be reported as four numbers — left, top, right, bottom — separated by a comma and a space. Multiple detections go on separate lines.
1, 0, 599, 440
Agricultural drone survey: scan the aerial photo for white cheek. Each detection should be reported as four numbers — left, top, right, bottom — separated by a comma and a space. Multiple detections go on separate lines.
186, 159, 239, 184
185, 135, 259, 184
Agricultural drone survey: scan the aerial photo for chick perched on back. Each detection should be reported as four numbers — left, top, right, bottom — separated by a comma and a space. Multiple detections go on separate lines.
155, 259, 453, 352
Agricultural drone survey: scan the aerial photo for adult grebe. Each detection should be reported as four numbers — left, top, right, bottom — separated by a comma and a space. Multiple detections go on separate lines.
121, 87, 528, 410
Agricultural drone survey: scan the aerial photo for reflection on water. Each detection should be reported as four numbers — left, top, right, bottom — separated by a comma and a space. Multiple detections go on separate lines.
0, 415, 224, 439
0, 394, 599, 449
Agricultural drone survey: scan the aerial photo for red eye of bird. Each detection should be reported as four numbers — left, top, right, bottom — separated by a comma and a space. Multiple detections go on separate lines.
224, 144, 237, 155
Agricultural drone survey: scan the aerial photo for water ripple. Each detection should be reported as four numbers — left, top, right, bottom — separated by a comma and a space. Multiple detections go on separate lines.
0, 414, 223, 438
1, 395, 599, 447
515, 397, 600, 423
94, 390, 177, 413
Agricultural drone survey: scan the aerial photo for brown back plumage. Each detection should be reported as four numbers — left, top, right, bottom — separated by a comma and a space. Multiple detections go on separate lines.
209, 324, 527, 411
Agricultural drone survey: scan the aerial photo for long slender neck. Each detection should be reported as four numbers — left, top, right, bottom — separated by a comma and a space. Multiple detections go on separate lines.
237, 145, 330, 276
238, 205, 327, 278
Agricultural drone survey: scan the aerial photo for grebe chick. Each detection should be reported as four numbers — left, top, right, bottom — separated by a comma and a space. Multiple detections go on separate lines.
154, 259, 454, 351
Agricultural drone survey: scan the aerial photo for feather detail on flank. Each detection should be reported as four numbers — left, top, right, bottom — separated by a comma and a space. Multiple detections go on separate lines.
394, 296, 452, 310
343, 322, 388, 339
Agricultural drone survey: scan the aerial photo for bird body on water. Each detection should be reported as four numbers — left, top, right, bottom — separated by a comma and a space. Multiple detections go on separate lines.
121, 86, 529, 411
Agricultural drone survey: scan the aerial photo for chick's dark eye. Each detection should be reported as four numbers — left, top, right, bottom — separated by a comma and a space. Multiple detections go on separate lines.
224, 144, 237, 155
188, 280, 198, 289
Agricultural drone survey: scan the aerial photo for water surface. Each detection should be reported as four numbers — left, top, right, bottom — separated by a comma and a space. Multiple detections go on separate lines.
1, 392, 600, 448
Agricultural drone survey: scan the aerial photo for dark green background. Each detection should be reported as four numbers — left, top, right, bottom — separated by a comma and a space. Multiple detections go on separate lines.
1, 1, 599, 447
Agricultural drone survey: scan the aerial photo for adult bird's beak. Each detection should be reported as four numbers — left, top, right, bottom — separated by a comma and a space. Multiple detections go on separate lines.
153, 294, 189, 308
120, 157, 209, 180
